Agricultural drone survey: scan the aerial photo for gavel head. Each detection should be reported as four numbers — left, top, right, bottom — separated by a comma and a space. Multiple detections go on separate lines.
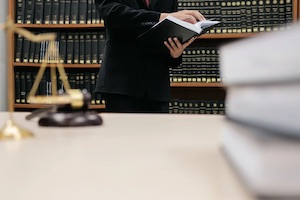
68, 89, 91, 108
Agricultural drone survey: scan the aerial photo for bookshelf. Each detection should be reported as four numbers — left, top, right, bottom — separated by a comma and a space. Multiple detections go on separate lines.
170, 0, 299, 114
7, 0, 299, 114
8, 0, 106, 111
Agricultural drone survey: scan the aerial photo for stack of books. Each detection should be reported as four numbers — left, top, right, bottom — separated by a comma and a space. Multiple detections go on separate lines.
219, 22, 300, 198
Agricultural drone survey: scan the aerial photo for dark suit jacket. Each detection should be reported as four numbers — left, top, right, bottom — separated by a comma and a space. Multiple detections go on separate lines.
95, 0, 181, 102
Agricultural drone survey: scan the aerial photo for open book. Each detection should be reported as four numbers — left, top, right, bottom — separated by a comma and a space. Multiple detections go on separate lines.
137, 15, 221, 47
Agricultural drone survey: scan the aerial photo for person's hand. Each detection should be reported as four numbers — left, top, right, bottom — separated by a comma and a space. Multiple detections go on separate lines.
160, 10, 205, 24
164, 37, 196, 58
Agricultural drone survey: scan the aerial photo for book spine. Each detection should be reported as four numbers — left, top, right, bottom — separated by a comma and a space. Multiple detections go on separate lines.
25, 0, 34, 24
86, 0, 93, 24
25, 71, 33, 103
16, 0, 26, 24
271, 0, 280, 30
278, 0, 286, 29
44, 0, 52, 24
59, 32, 67, 63
91, 0, 97, 24
22, 38, 31, 63
28, 41, 36, 63
20, 71, 26, 103
79, 32, 85, 64
285, 0, 293, 26
34, 0, 44, 24
66, 32, 74, 64
64, 0, 71, 24
98, 31, 105, 63
58, 0, 66, 24
85, 32, 92, 64
251, 0, 259, 32
15, 70, 21, 103
84, 72, 91, 97
15, 34, 23, 62
34, 42, 41, 63
51, 0, 60, 24
79, 0, 88, 24
71, 0, 79, 24
73, 32, 80, 64
90, 72, 96, 104
91, 32, 98, 64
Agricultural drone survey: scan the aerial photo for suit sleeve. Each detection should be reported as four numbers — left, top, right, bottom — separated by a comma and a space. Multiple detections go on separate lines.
95, 0, 161, 29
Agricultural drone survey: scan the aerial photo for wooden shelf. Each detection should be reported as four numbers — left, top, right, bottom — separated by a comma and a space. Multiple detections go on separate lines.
14, 103, 105, 109
200, 33, 258, 39
13, 62, 101, 68
14, 24, 104, 29
171, 82, 224, 87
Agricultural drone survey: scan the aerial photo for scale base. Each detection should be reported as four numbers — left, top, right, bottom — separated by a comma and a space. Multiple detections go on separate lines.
0, 119, 33, 140
38, 111, 103, 127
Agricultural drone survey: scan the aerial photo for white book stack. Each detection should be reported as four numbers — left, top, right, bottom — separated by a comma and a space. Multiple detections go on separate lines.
219, 22, 300, 197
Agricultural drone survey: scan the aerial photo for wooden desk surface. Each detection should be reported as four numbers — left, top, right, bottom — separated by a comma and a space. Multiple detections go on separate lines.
0, 112, 256, 200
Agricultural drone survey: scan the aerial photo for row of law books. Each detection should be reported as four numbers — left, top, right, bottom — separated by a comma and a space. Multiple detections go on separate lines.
182, 47, 219, 65
16, 0, 103, 25
169, 99, 225, 115
178, 0, 294, 33
14, 68, 105, 105
169, 64, 221, 83
15, 31, 105, 64
220, 22, 300, 197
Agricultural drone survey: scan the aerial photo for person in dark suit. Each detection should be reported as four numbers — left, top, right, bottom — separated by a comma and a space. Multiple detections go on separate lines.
95, 0, 205, 113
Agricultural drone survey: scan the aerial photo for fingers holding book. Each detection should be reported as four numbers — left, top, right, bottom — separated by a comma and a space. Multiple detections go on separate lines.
164, 37, 196, 58
169, 10, 206, 24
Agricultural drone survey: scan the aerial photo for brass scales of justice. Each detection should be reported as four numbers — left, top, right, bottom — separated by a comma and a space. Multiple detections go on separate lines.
0, 20, 102, 140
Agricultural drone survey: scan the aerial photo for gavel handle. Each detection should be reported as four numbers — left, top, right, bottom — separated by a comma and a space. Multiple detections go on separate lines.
25, 106, 56, 120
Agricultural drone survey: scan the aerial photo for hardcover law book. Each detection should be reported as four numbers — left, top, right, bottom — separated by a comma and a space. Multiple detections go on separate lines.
226, 82, 300, 138
221, 119, 300, 197
220, 22, 300, 85
136, 15, 221, 47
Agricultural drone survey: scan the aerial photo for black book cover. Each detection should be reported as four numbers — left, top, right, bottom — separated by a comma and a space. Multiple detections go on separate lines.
137, 16, 220, 48
34, 0, 44, 24
20, 71, 27, 103
84, 71, 91, 93
70, 0, 79, 24
98, 31, 105, 63
22, 38, 31, 63
86, 0, 93, 24
25, 0, 35, 24
68, 71, 76, 89
91, 0, 97, 24
79, 0, 88, 24
85, 32, 92, 64
44, 0, 52, 24
15, 70, 21, 103
79, 72, 84, 90
51, 0, 60, 24
91, 32, 98, 64
15, 34, 23, 62
66, 32, 74, 64
58, 32, 67, 63
79, 32, 85, 64
25, 71, 33, 103
16, 0, 26, 24
58, 0, 66, 24
90, 71, 96, 104
75, 72, 80, 89
64, 0, 71, 24
28, 41, 36, 63
34, 42, 41, 63
73, 32, 80, 64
